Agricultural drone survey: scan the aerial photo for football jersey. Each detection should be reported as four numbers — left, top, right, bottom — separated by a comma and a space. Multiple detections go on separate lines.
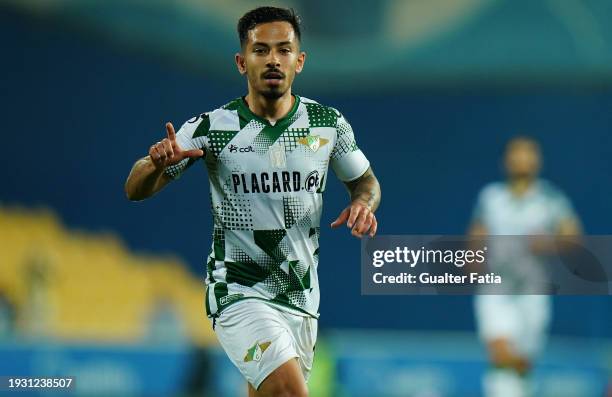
471, 179, 578, 291
165, 95, 370, 318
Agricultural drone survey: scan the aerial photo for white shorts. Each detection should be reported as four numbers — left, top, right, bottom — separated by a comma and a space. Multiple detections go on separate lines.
212, 300, 318, 390
475, 295, 551, 358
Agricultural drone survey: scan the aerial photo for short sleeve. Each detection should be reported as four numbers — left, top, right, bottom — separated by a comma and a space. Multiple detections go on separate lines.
330, 112, 370, 182
549, 190, 578, 227
164, 113, 210, 179
471, 189, 486, 225
471, 183, 499, 226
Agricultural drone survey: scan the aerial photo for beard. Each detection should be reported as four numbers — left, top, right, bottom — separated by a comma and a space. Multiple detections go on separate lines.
261, 86, 285, 99
509, 170, 537, 180
247, 68, 291, 100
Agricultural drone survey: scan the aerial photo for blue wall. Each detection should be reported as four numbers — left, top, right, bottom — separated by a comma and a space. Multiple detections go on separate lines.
3, 9, 611, 336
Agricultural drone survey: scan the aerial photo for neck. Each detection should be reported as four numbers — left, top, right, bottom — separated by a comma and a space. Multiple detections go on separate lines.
508, 176, 535, 196
244, 88, 294, 124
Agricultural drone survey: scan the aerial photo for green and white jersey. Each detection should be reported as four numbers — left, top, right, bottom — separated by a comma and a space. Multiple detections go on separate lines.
165, 95, 370, 318
471, 179, 578, 291
472, 179, 576, 235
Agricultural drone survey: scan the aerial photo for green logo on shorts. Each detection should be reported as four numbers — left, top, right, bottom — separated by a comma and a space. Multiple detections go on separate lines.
220, 293, 243, 306
244, 341, 271, 363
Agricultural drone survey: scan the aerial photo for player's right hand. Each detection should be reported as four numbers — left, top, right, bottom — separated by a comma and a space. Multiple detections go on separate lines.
149, 122, 204, 170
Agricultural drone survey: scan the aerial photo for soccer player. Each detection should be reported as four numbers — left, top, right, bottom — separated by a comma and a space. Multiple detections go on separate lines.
125, 7, 381, 397
469, 137, 581, 397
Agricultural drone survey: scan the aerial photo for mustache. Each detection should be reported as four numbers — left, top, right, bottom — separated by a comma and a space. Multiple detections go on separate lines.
262, 69, 285, 79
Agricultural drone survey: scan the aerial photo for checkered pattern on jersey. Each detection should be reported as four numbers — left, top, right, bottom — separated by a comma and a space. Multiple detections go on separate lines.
331, 117, 358, 159
278, 128, 310, 152
209, 130, 239, 157
305, 103, 337, 128
213, 194, 254, 230
283, 196, 307, 229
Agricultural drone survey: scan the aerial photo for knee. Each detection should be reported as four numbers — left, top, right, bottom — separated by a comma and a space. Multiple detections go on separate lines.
490, 349, 530, 374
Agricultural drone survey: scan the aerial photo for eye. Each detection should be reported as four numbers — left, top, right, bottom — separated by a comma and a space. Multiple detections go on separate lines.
253, 47, 267, 54
280, 48, 291, 54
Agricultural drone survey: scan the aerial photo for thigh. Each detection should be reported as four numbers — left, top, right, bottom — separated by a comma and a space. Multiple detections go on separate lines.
292, 315, 317, 382
516, 295, 551, 357
475, 295, 520, 343
215, 301, 300, 390
248, 358, 308, 397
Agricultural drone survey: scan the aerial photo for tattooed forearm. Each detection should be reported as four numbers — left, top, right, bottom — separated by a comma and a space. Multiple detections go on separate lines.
345, 167, 381, 212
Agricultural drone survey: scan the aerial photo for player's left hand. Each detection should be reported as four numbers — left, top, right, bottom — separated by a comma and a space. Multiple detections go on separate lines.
330, 201, 377, 238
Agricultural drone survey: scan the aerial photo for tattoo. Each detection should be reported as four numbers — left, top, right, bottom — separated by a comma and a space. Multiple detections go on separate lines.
345, 167, 381, 212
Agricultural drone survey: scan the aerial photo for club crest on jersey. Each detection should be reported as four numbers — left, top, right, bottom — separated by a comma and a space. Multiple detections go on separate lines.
298, 135, 329, 152
244, 341, 271, 363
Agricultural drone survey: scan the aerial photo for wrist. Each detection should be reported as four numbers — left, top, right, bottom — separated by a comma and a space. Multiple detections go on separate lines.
351, 197, 373, 210
145, 156, 167, 174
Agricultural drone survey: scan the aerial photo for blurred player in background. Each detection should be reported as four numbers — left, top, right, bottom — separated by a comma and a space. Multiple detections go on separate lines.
125, 6, 381, 397
469, 137, 581, 397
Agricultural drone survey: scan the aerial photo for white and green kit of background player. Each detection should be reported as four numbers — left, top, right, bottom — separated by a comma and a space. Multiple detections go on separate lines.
472, 180, 579, 397
165, 95, 370, 387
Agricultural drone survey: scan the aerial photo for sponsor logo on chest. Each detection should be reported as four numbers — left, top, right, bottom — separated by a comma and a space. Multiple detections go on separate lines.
232, 171, 321, 194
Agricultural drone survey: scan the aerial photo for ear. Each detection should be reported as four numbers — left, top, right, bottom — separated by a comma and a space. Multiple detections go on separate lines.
235, 52, 247, 75
295, 51, 306, 74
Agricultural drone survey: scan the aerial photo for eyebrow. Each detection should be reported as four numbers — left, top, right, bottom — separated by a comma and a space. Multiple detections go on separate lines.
252, 41, 294, 47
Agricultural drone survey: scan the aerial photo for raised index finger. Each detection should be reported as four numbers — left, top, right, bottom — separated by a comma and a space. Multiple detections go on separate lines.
166, 122, 176, 141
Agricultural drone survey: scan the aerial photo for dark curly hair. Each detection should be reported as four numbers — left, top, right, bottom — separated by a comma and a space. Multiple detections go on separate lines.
237, 6, 302, 48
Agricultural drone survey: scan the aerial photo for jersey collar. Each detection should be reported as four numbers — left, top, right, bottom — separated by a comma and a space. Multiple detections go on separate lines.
238, 94, 300, 129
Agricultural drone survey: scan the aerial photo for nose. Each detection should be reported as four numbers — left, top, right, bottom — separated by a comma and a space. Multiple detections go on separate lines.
266, 50, 281, 68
